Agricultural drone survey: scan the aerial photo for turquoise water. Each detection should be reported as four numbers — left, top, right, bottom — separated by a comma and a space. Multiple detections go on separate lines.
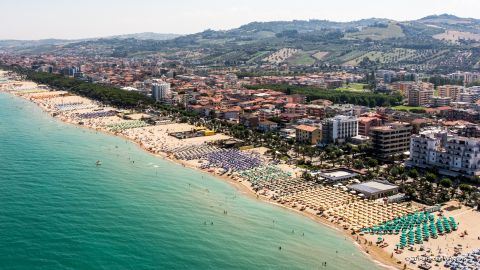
0, 92, 382, 270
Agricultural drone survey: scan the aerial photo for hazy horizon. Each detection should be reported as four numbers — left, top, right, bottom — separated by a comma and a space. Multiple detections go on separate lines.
1, 0, 479, 40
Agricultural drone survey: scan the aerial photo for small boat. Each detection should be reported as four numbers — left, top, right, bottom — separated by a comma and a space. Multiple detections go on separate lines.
96, 160, 102, 166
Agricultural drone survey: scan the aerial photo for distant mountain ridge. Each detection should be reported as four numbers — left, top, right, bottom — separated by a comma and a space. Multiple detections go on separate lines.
2, 14, 480, 73
106, 32, 180, 40
0, 32, 180, 48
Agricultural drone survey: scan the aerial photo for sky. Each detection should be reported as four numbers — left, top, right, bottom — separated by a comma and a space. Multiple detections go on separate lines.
1, 0, 480, 40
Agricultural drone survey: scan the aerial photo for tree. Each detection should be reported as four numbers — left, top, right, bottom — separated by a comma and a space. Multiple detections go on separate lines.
285, 87, 292, 95
408, 169, 419, 179
425, 172, 437, 183
367, 158, 379, 169
390, 166, 400, 177
459, 184, 472, 193
353, 160, 364, 170
404, 186, 416, 200
439, 178, 452, 189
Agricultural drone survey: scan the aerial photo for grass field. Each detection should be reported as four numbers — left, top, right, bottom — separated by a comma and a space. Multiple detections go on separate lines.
345, 23, 405, 40
335, 83, 369, 92
433, 30, 480, 43
312, 51, 329, 60
286, 51, 316, 66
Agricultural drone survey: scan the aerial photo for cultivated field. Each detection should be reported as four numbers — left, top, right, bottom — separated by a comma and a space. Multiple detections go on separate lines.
286, 51, 316, 66
263, 48, 299, 64
345, 23, 405, 40
433, 30, 480, 43
312, 51, 329, 60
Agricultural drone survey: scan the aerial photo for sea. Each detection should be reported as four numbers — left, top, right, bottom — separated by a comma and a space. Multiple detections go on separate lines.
0, 92, 383, 270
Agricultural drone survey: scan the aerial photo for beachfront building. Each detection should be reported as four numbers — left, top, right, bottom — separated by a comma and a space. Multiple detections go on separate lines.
317, 168, 358, 183
348, 180, 399, 199
295, 125, 321, 145
407, 128, 480, 178
370, 122, 412, 160
321, 115, 358, 144
152, 82, 171, 102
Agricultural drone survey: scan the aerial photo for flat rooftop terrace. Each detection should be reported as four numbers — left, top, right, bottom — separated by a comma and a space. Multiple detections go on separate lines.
349, 181, 398, 194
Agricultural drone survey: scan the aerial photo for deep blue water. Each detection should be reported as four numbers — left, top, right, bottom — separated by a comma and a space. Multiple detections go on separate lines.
0, 92, 382, 270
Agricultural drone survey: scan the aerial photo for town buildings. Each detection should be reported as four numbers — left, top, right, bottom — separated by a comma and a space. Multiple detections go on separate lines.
391, 81, 433, 98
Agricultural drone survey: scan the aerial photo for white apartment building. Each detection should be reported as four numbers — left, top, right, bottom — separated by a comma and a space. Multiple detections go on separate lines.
322, 115, 358, 144
152, 82, 171, 102
407, 128, 480, 178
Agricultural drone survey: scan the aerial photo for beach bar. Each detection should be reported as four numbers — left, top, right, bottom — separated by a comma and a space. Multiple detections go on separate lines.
317, 168, 358, 183
348, 180, 399, 199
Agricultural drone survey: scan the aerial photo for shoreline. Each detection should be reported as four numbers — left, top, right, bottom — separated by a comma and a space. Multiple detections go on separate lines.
1, 89, 404, 269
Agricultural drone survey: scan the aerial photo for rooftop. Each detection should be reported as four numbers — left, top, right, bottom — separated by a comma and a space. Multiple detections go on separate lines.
349, 181, 398, 195
317, 168, 358, 182
370, 122, 411, 132
295, 124, 319, 132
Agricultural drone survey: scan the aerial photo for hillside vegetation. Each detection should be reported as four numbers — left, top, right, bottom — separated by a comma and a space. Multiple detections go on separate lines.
3, 14, 480, 72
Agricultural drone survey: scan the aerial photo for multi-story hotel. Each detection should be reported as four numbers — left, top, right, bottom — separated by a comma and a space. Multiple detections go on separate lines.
358, 114, 383, 136
321, 115, 358, 144
152, 82, 171, 102
369, 122, 412, 160
407, 128, 480, 178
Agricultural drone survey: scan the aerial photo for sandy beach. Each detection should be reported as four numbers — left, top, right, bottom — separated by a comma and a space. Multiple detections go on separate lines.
1, 78, 479, 270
